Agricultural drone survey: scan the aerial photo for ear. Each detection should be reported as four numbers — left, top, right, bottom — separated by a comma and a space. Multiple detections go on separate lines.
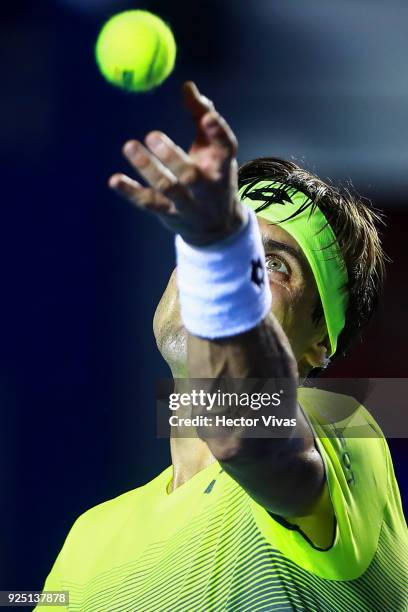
300, 334, 331, 371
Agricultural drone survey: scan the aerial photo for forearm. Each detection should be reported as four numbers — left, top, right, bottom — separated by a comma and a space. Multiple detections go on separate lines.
187, 318, 324, 516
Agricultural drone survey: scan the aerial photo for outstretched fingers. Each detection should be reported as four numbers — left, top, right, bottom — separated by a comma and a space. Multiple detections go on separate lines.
112, 136, 195, 214
122, 140, 176, 193
145, 131, 200, 185
108, 173, 174, 214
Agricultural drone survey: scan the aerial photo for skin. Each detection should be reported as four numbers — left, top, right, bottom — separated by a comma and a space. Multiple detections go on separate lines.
109, 82, 334, 545
153, 219, 329, 380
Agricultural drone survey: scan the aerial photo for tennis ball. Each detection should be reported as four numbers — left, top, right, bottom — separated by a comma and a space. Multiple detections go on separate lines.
95, 10, 176, 92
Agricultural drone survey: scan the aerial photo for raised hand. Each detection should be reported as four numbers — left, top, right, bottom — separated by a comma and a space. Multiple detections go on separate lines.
109, 81, 247, 246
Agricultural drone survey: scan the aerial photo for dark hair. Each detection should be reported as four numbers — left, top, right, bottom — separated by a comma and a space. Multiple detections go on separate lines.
238, 157, 388, 363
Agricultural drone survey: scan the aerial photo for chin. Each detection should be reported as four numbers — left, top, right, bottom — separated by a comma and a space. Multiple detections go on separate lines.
159, 324, 188, 377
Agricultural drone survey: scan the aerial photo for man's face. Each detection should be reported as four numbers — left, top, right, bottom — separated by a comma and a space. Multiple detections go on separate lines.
153, 217, 328, 377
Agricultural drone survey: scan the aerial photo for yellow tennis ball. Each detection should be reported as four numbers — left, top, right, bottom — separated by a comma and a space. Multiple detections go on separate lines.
95, 10, 176, 92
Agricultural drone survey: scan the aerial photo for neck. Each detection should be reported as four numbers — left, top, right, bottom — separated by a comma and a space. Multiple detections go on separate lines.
168, 377, 216, 491
169, 435, 216, 492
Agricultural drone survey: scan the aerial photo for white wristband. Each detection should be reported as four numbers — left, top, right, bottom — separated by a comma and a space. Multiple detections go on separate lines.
175, 208, 272, 339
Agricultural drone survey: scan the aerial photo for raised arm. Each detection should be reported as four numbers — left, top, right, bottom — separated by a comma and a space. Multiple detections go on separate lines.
109, 82, 326, 518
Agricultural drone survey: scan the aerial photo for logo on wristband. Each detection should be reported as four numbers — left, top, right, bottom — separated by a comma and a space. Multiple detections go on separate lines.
251, 258, 265, 288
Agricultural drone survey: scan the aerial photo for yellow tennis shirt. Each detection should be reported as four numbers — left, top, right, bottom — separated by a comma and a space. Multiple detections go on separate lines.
35, 388, 408, 611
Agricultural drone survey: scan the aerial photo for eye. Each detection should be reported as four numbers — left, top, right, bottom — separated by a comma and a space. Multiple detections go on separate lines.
265, 255, 289, 276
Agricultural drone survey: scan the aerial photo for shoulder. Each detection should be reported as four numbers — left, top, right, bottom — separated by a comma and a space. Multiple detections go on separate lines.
56, 466, 172, 579
297, 386, 390, 571
298, 385, 388, 497
71, 486, 141, 538
71, 465, 172, 536
248, 385, 403, 580
298, 384, 386, 448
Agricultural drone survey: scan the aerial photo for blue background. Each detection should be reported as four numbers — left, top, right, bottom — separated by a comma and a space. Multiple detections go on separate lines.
1, 0, 407, 592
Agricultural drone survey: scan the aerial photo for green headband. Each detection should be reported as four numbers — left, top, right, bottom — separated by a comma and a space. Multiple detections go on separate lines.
239, 181, 348, 356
